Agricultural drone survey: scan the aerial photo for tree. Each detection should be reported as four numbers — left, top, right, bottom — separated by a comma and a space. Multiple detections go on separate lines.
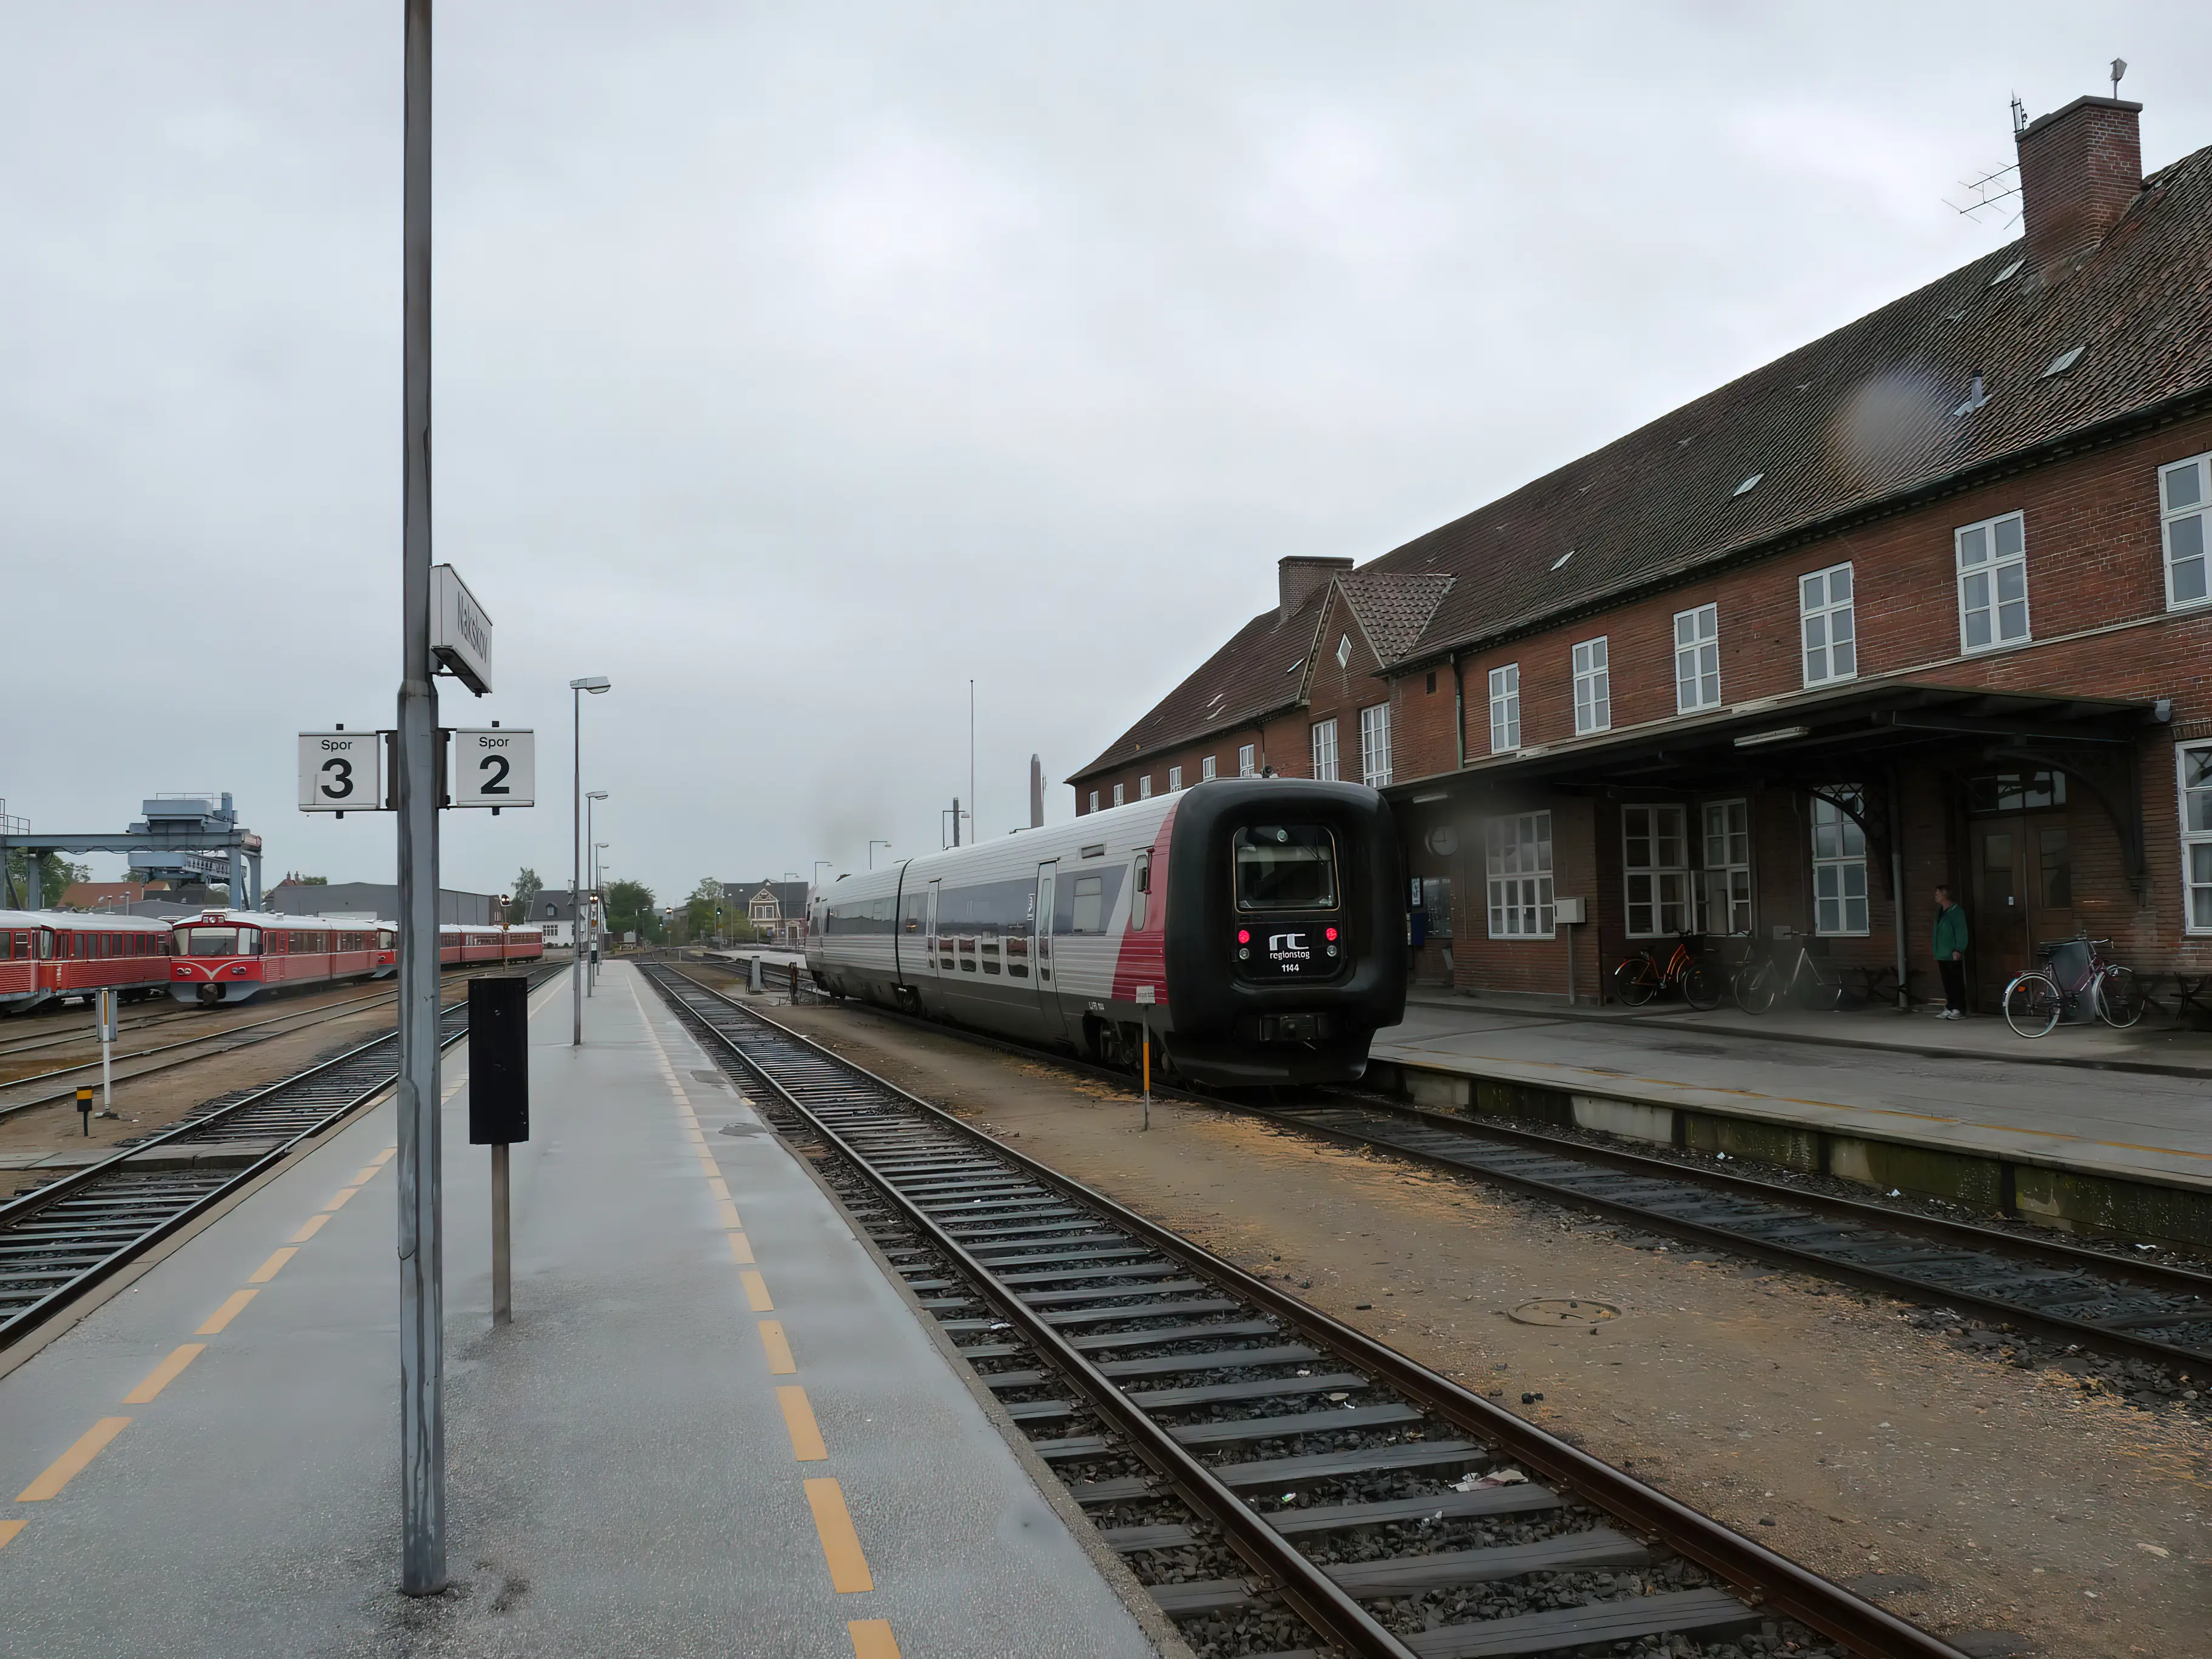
605, 879, 660, 944
4, 851, 91, 909
685, 877, 734, 943
507, 867, 544, 924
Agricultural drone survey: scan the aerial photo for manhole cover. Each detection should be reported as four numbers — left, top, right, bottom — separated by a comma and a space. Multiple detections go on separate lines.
1509, 1298, 1622, 1327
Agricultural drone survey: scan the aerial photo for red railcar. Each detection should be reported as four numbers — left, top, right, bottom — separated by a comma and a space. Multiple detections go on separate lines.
0, 911, 176, 1013
166, 911, 543, 1005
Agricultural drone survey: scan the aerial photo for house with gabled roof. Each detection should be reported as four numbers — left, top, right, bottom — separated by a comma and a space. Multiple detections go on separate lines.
1072, 92, 2212, 1010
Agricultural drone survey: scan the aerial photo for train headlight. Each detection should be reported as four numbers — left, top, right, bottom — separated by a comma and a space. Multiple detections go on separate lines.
1327, 945, 1339, 958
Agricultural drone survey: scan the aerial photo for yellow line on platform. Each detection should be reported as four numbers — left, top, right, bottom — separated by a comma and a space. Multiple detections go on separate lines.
247, 1247, 297, 1284
741, 1269, 773, 1311
848, 1618, 900, 1658
289, 1213, 330, 1243
0, 1518, 25, 1549
804, 1478, 873, 1591
122, 1344, 205, 1404
373, 1145, 397, 1165
196, 1289, 257, 1335
777, 1386, 828, 1461
347, 1164, 383, 1187
728, 1232, 755, 1265
719, 1199, 745, 1232
18, 1418, 130, 1501
706, 1175, 731, 1202
326, 1183, 367, 1212
757, 1319, 796, 1375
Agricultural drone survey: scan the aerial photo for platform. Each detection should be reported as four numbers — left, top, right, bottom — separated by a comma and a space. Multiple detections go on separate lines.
1370, 996, 2212, 1245
0, 963, 1160, 1657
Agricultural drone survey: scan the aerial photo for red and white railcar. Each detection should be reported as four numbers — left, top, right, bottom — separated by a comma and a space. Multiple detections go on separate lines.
0, 911, 176, 1013
167, 911, 543, 1004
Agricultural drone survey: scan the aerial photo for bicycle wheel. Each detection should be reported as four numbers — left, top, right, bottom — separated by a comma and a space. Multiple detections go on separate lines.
1734, 963, 1778, 1015
1612, 956, 1660, 1007
2003, 972, 2062, 1038
2095, 965, 2145, 1029
1683, 957, 1723, 1011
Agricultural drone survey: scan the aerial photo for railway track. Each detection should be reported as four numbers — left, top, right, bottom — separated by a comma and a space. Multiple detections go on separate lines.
0, 966, 557, 1352
645, 964, 1965, 1659
694, 961, 2212, 1379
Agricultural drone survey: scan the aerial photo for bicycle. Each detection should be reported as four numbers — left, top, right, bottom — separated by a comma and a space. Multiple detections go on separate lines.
2002, 937, 2144, 1038
1612, 933, 1724, 1011
1731, 930, 1846, 1015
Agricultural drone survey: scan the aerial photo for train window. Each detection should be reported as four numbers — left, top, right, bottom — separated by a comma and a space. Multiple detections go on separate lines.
1069, 875, 1105, 934
1132, 853, 1150, 930
184, 928, 241, 956
1233, 825, 1340, 911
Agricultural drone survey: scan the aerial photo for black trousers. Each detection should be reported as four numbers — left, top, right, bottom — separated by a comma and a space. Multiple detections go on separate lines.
1938, 957, 1968, 1014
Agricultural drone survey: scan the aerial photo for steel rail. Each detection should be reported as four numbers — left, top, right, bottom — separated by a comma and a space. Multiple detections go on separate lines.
647, 964, 1969, 1659
709, 965, 2212, 1371
0, 965, 558, 1350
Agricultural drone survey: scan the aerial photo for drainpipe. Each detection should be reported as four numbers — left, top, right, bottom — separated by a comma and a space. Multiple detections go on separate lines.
1887, 763, 1908, 1013
1450, 652, 1466, 770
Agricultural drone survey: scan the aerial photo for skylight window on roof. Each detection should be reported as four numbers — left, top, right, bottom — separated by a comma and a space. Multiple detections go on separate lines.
1734, 473, 1764, 497
1550, 549, 1575, 572
1286, 659, 1303, 674
1336, 634, 1352, 668
1989, 258, 2024, 286
2042, 346, 2086, 378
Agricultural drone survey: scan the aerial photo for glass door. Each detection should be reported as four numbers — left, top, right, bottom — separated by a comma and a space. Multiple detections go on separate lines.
1034, 862, 1065, 1039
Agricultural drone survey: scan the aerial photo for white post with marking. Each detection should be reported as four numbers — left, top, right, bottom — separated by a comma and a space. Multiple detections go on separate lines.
96, 988, 118, 1118
1134, 985, 1155, 1131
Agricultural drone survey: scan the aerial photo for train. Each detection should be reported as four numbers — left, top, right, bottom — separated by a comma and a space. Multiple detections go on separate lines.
166, 911, 543, 1004
805, 777, 1406, 1086
0, 911, 179, 1013
0, 908, 545, 1013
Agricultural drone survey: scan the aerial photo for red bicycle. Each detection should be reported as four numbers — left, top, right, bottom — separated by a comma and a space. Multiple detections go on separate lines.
1612, 933, 1723, 1011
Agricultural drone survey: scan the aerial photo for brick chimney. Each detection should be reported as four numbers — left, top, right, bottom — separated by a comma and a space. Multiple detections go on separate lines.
2015, 95, 2142, 280
1278, 555, 1353, 621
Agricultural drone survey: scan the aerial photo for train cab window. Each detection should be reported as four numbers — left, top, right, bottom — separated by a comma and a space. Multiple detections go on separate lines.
1233, 825, 1340, 911
184, 928, 240, 956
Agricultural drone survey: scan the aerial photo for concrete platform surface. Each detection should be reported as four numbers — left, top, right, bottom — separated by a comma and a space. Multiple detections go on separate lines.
1373, 1000, 2212, 1192
0, 963, 1157, 1658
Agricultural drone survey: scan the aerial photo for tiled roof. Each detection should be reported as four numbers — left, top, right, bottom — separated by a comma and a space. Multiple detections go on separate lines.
1071, 139, 2212, 784
1385, 144, 2212, 661
1071, 586, 1332, 779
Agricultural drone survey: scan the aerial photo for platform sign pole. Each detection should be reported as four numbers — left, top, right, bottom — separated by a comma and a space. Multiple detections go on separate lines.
489, 1143, 511, 1324
96, 989, 118, 1118
395, 0, 447, 1598
1135, 985, 1155, 1131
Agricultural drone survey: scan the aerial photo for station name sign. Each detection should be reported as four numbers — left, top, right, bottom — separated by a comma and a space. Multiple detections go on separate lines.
431, 564, 494, 695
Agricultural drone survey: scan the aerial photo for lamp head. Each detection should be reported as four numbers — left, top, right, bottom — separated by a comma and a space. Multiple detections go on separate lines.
570, 675, 612, 693
586, 790, 608, 800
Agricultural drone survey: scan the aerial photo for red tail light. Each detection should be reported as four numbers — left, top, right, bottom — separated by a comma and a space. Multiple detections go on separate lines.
1236, 930, 1250, 944
1326, 927, 1339, 941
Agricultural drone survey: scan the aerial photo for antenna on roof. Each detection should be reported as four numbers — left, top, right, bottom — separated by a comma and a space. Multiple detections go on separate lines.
1945, 162, 2021, 221
2110, 58, 2127, 99
2010, 93, 2026, 136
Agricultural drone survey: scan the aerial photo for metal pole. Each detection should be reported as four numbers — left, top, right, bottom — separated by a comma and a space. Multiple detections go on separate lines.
586, 796, 595, 998
968, 679, 976, 838
490, 1142, 510, 1326
1141, 1011, 1150, 1131
98, 990, 115, 1117
572, 686, 583, 1044
395, 0, 446, 1596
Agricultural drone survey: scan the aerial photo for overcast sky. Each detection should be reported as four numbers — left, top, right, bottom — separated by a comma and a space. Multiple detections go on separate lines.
6, 4, 2207, 908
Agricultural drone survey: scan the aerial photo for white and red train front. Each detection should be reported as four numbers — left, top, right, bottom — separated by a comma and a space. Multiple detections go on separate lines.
167, 912, 542, 1005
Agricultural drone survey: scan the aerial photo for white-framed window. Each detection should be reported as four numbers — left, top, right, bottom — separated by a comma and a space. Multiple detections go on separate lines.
1201, 755, 1217, 782
1572, 637, 1609, 734
1799, 563, 1857, 686
1956, 511, 2029, 651
1674, 605, 1720, 712
1484, 813, 1554, 938
1238, 743, 1256, 777
1698, 799, 1751, 935
1139, 774, 1154, 800
1623, 804, 1689, 937
1087, 790, 1099, 813
1336, 633, 1352, 668
1310, 719, 1338, 781
2161, 453, 2210, 610
1168, 765, 1182, 791
2180, 743, 2212, 933
1359, 704, 1392, 787
1112, 783, 1125, 806
1487, 664, 1521, 752
1811, 788, 1869, 935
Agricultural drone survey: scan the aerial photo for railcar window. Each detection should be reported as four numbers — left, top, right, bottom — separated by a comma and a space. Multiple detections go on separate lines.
1065, 873, 1117, 934
185, 928, 241, 956
1233, 825, 1340, 911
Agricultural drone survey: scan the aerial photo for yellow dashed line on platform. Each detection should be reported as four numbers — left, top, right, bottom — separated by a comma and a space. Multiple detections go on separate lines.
196, 1289, 258, 1335
778, 1385, 829, 1461
247, 1247, 297, 1284
0, 1518, 25, 1550
728, 1232, 756, 1265
848, 1618, 900, 1658
757, 1319, 796, 1375
18, 1418, 130, 1501
719, 1199, 745, 1231
742, 1269, 774, 1312
122, 1344, 204, 1404
804, 1478, 874, 1591
290, 1213, 330, 1243
706, 1175, 732, 1202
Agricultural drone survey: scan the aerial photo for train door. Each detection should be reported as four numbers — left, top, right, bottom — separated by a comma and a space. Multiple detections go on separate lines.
923, 880, 944, 1007
1034, 862, 1065, 1041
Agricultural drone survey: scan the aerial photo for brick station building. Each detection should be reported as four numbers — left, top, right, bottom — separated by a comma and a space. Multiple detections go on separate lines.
1071, 93, 2212, 1011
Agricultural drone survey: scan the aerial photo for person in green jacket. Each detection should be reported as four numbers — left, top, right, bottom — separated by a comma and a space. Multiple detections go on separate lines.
1932, 884, 1969, 1019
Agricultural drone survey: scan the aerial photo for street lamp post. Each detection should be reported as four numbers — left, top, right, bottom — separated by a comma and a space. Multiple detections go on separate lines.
584, 799, 606, 996
592, 840, 609, 987
569, 677, 610, 1044
868, 839, 890, 870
